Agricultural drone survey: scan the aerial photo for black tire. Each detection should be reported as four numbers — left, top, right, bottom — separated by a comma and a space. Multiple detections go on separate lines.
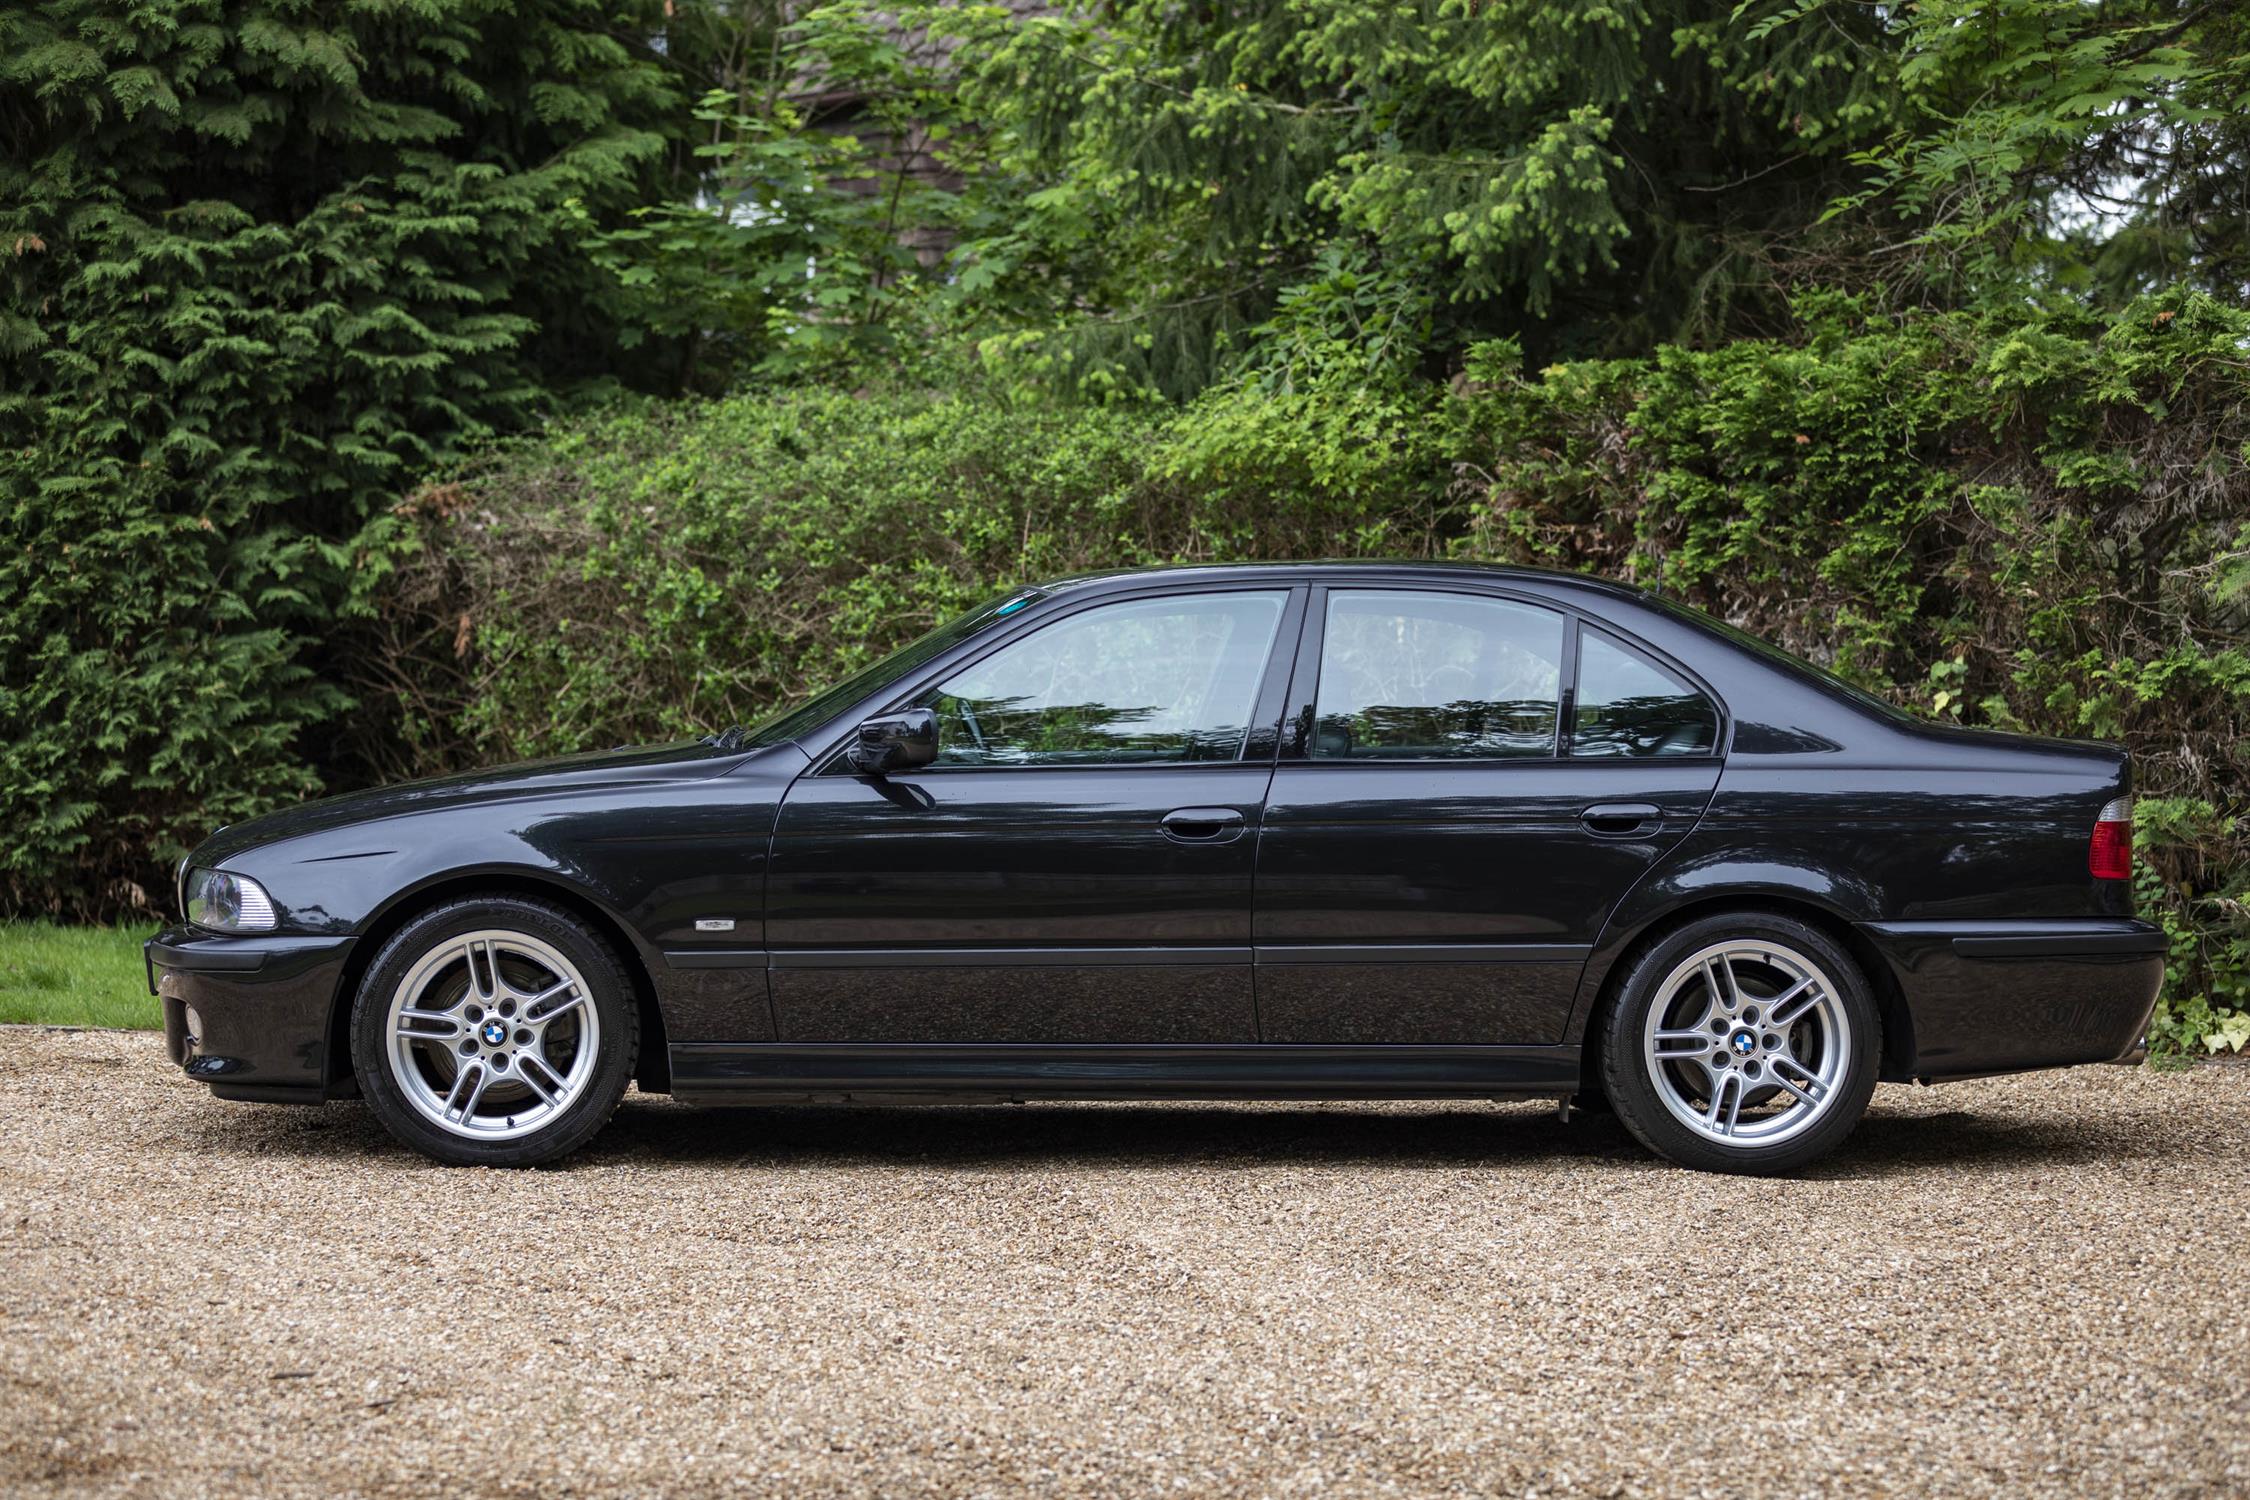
1599, 911, 1879, 1176
351, 895, 638, 1167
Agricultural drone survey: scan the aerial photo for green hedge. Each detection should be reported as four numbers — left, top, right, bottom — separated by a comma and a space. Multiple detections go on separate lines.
376, 295, 2250, 1055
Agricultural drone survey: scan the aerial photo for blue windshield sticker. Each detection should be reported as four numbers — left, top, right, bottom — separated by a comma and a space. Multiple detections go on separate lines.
996, 595, 1032, 616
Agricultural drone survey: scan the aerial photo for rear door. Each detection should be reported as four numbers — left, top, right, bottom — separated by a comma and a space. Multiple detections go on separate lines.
1253, 587, 1724, 1044
767, 584, 1303, 1044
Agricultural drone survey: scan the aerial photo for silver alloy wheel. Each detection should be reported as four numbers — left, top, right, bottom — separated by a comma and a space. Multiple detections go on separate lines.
384, 929, 599, 1142
1641, 938, 1852, 1147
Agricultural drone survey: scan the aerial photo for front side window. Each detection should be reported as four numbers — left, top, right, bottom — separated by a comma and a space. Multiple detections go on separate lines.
919, 591, 1288, 766
1571, 629, 1719, 757
1311, 591, 1564, 759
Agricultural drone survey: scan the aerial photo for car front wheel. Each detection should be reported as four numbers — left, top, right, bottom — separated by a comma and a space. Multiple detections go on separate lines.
351, 896, 637, 1167
1600, 912, 1879, 1175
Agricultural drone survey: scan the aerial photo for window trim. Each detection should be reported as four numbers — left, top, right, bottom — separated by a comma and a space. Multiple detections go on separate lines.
1566, 619, 1724, 762
804, 581, 1309, 776
1278, 583, 1729, 767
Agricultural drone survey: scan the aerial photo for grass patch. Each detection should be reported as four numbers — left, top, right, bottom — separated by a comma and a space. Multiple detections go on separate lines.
0, 923, 162, 1029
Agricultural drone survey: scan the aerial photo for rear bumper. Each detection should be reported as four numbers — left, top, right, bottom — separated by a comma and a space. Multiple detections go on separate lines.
146, 928, 357, 1103
1858, 919, 2165, 1081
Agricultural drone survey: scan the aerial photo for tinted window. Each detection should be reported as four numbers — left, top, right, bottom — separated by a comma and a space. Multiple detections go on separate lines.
1312, 591, 1564, 759
920, 592, 1287, 765
1572, 630, 1718, 757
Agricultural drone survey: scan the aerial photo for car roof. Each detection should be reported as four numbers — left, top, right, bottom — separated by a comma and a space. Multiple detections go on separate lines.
1031, 559, 1648, 604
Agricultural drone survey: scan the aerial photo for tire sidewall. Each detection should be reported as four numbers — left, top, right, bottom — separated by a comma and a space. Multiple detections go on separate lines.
352, 896, 636, 1167
1601, 912, 1880, 1175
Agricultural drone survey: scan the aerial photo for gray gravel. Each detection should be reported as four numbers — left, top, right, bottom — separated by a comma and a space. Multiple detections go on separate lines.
3, 1026, 2246, 1498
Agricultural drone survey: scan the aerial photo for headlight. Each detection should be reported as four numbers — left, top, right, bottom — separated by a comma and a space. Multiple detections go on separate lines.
184, 868, 278, 932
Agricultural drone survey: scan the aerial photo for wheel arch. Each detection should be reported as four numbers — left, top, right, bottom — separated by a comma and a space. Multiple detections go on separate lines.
325, 869, 671, 1097
1575, 893, 1917, 1098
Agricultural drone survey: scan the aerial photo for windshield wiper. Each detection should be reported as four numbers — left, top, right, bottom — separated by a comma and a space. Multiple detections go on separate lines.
702, 724, 750, 751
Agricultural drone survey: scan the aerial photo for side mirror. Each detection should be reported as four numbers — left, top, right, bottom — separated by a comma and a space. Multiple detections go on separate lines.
848, 708, 938, 776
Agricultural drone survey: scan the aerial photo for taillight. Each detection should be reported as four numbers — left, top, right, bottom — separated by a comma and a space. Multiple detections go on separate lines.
2089, 796, 2133, 880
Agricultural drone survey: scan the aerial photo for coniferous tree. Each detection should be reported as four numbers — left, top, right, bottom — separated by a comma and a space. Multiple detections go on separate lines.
0, 0, 685, 914
940, 0, 1899, 395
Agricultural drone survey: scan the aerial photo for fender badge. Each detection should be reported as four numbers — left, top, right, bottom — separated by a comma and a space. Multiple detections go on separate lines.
694, 918, 737, 933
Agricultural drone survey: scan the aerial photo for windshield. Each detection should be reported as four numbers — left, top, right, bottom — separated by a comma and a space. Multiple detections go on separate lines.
743, 588, 1042, 748
1641, 593, 1917, 723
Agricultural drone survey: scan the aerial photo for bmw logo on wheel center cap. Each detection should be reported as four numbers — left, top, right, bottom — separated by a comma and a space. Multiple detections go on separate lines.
1730, 1030, 1757, 1055
481, 1020, 508, 1046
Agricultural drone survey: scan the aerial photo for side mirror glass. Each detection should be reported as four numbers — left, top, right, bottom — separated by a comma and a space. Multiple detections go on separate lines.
848, 708, 938, 776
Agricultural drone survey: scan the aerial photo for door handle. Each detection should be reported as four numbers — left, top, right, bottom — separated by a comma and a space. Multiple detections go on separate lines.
1580, 802, 1662, 835
1160, 807, 1247, 843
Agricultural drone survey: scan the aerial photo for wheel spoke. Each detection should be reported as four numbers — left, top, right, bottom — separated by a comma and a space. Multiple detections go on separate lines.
395, 1008, 463, 1038
1766, 977, 1820, 1029
517, 1051, 565, 1107
445, 1063, 489, 1122
467, 939, 500, 1003
1653, 1028, 1711, 1059
1769, 1072, 1820, 1108
1704, 955, 1739, 1011
1705, 1073, 1743, 1136
1770, 1051, 1827, 1103
527, 985, 584, 1024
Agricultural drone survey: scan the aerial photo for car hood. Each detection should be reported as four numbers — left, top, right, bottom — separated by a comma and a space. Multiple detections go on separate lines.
191, 740, 772, 868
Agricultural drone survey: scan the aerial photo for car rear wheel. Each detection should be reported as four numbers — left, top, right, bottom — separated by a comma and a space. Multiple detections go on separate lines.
1599, 912, 1879, 1175
351, 896, 637, 1167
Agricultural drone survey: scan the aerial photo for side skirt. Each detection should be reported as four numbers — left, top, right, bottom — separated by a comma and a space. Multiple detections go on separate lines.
667, 1042, 1580, 1104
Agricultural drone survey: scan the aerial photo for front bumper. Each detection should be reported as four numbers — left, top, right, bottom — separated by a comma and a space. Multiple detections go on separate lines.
1858, 919, 2166, 1081
146, 927, 358, 1102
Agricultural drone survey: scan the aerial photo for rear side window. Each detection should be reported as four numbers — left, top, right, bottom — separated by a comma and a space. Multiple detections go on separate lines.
1312, 591, 1565, 759
1571, 629, 1718, 757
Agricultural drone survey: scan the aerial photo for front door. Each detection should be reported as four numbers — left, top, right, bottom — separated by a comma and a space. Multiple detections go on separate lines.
768, 586, 1300, 1044
1254, 587, 1725, 1044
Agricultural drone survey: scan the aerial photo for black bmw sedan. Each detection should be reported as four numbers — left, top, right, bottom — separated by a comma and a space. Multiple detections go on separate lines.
147, 563, 2163, 1174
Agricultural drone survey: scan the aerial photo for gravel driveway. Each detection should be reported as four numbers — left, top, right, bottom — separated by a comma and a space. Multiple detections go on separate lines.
4, 1027, 2246, 1498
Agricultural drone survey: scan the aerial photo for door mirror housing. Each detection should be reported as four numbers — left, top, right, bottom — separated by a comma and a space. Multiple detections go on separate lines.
848, 708, 939, 775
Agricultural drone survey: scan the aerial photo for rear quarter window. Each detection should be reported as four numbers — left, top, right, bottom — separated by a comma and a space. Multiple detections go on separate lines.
1572, 629, 1719, 757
